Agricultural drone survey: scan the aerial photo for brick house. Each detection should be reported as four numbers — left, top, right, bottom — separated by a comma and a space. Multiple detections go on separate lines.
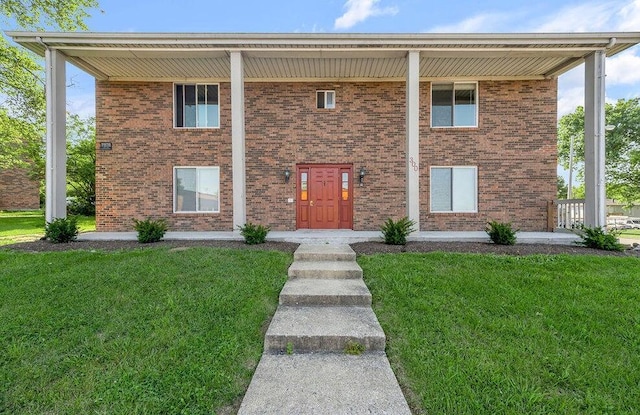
0, 167, 40, 211
8, 32, 640, 232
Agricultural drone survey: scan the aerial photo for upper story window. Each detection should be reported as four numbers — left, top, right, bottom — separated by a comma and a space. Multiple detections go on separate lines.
431, 82, 477, 127
175, 84, 219, 128
317, 90, 335, 109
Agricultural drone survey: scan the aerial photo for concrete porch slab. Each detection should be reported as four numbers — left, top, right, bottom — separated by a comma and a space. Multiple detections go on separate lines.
77, 230, 581, 245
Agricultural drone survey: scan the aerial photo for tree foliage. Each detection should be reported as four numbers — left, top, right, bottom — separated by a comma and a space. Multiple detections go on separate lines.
66, 114, 95, 215
557, 98, 640, 205
557, 176, 568, 199
1, 0, 97, 31
0, 0, 98, 170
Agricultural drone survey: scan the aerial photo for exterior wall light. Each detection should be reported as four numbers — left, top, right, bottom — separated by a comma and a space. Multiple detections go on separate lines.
359, 167, 366, 186
284, 167, 291, 183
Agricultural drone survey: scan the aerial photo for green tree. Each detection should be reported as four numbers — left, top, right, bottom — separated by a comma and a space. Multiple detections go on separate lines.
0, 0, 98, 172
557, 175, 568, 199
557, 98, 640, 206
66, 114, 95, 215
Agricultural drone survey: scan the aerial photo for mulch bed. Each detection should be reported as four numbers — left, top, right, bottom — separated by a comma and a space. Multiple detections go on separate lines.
3, 239, 639, 257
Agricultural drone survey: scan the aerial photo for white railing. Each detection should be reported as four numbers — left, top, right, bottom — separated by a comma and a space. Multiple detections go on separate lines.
556, 199, 585, 230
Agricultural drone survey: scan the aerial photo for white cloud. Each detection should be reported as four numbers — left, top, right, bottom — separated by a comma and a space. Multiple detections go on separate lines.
617, 0, 640, 30
558, 87, 584, 117
67, 93, 96, 118
427, 12, 516, 33
532, 1, 622, 32
334, 0, 398, 30
424, 0, 638, 33
607, 50, 640, 85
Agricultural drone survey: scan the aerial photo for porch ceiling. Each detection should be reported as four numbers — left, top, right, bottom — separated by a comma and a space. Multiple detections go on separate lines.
7, 32, 640, 82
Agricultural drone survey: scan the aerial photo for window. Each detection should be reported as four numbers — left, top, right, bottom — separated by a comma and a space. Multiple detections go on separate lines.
431, 83, 477, 127
430, 166, 477, 212
174, 167, 220, 213
300, 172, 308, 201
175, 84, 219, 128
316, 90, 335, 109
341, 172, 349, 201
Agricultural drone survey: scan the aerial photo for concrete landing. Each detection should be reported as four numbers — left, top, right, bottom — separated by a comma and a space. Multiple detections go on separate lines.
238, 353, 411, 415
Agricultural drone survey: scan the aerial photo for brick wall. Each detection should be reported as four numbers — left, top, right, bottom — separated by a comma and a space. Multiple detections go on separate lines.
245, 82, 406, 230
419, 80, 557, 231
0, 168, 40, 210
95, 81, 233, 231
95, 79, 556, 232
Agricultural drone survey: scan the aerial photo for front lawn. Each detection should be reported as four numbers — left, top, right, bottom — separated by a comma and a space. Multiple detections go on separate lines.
360, 252, 640, 414
0, 210, 95, 246
0, 247, 291, 414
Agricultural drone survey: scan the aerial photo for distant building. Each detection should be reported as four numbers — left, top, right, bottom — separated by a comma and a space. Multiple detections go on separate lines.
0, 167, 40, 210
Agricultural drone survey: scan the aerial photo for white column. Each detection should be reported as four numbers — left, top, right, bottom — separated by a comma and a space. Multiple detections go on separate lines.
406, 51, 420, 229
584, 51, 606, 228
230, 51, 246, 229
45, 48, 67, 223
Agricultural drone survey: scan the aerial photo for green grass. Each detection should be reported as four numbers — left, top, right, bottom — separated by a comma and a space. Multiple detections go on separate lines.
0, 210, 95, 245
0, 247, 291, 414
360, 252, 640, 415
619, 229, 640, 240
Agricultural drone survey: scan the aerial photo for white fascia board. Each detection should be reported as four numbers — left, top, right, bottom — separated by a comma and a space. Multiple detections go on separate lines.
7, 31, 640, 51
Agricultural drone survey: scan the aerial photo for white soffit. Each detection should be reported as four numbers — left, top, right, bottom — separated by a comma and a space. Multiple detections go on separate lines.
7, 32, 640, 81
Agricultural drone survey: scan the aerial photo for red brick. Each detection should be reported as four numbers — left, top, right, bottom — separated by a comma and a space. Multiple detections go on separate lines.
96, 79, 556, 232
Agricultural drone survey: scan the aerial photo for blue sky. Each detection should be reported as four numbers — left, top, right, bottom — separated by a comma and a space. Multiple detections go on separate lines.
60, 0, 640, 119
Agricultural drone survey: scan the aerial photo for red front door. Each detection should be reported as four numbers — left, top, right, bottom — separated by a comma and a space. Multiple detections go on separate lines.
297, 165, 353, 229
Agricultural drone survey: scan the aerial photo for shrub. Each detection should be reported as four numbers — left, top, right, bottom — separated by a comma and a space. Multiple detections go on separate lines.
238, 222, 270, 245
133, 218, 168, 243
66, 196, 95, 216
486, 220, 518, 245
381, 217, 416, 245
577, 226, 625, 252
45, 217, 79, 243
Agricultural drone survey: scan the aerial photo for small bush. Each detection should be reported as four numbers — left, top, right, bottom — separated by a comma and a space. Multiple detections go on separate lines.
67, 196, 95, 216
381, 217, 416, 245
238, 222, 270, 245
133, 218, 168, 243
486, 220, 518, 245
45, 217, 79, 243
577, 226, 625, 252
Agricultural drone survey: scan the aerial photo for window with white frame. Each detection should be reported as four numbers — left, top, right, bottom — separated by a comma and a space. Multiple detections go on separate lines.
316, 90, 335, 109
174, 84, 219, 128
431, 83, 477, 127
174, 167, 220, 213
430, 166, 477, 212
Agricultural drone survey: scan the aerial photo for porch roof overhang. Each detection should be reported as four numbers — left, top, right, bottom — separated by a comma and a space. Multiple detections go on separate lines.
7, 31, 640, 82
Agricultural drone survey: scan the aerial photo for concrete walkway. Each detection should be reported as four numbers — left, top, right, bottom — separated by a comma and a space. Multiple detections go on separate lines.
238, 244, 411, 414
78, 229, 582, 245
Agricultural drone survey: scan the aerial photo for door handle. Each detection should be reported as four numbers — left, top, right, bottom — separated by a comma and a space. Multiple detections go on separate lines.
310, 200, 314, 206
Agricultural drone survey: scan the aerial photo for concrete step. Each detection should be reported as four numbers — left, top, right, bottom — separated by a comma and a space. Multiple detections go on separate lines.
293, 243, 357, 262
288, 260, 363, 279
265, 306, 385, 353
238, 353, 411, 414
279, 279, 372, 307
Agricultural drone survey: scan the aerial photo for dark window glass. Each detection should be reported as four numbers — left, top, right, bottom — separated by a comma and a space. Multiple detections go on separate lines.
317, 91, 325, 109
175, 85, 184, 127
